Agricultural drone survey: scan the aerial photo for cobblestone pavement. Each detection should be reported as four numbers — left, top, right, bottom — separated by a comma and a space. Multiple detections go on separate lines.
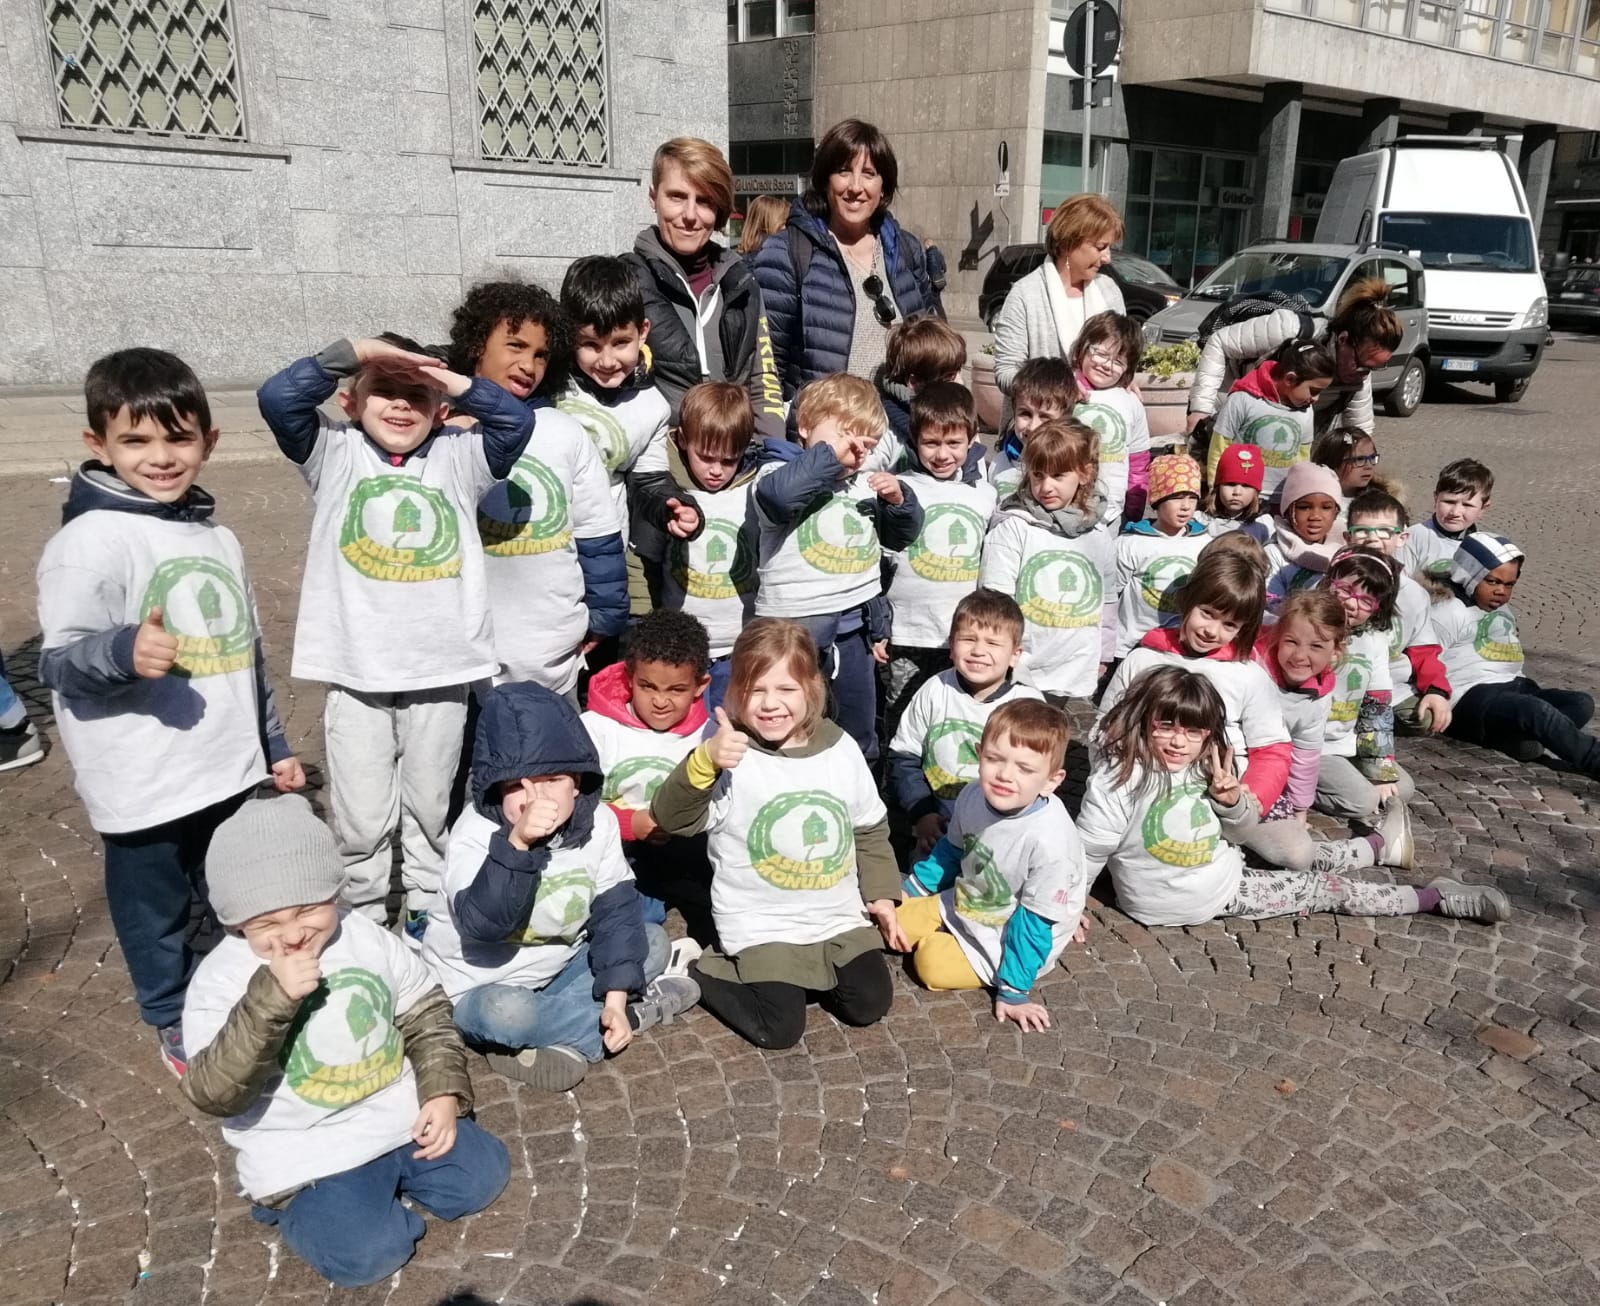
2, 337, 1600, 1306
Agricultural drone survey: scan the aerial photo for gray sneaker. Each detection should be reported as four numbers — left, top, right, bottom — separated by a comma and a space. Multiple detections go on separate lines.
485, 1045, 588, 1092
628, 974, 701, 1034
0, 721, 44, 774
1378, 799, 1414, 870
1428, 877, 1511, 924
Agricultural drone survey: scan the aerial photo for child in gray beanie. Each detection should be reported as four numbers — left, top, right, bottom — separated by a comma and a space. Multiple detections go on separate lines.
180, 794, 510, 1289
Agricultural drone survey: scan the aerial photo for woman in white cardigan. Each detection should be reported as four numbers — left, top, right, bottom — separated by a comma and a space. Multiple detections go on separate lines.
992, 193, 1127, 394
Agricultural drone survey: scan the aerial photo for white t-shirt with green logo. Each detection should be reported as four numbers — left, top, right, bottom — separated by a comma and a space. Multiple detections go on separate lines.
979, 513, 1115, 697
582, 711, 709, 819
1432, 594, 1523, 703
1113, 529, 1209, 658
1077, 759, 1244, 928
937, 783, 1084, 987
1323, 628, 1392, 757
660, 478, 759, 658
37, 512, 269, 833
702, 736, 886, 957
292, 422, 501, 692
555, 382, 670, 539
422, 804, 632, 1000
477, 409, 623, 693
752, 465, 890, 620
1212, 390, 1314, 503
888, 671, 1043, 806
183, 912, 437, 1201
1074, 385, 1149, 523
885, 472, 997, 649
1389, 572, 1434, 700
990, 444, 1129, 529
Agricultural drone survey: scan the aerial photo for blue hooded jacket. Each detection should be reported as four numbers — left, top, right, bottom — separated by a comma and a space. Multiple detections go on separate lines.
451, 682, 647, 999
751, 202, 940, 398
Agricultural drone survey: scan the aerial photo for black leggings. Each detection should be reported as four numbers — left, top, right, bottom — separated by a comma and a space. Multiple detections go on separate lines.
1448, 676, 1600, 774
690, 950, 893, 1050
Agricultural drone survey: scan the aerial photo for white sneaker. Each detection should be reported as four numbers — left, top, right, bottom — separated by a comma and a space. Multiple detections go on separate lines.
665, 936, 703, 977
1378, 800, 1414, 871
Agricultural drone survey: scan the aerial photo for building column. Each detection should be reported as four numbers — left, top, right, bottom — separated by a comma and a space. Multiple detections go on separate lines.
1447, 111, 1485, 136
1100, 137, 1130, 220
1253, 82, 1302, 243
1518, 123, 1558, 245
1359, 97, 1401, 153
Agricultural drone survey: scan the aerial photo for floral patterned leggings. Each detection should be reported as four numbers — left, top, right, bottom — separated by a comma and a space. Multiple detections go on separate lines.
1222, 871, 1421, 920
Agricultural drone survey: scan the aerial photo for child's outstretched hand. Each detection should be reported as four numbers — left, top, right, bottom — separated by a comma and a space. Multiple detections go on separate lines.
1417, 692, 1452, 735
266, 935, 322, 1002
1207, 744, 1241, 807
411, 1094, 458, 1160
871, 639, 890, 665
995, 998, 1051, 1032
664, 498, 701, 539
912, 812, 947, 858
271, 757, 307, 793
706, 707, 750, 771
509, 778, 563, 848
866, 899, 907, 952
132, 607, 180, 679
867, 472, 904, 506
600, 991, 632, 1055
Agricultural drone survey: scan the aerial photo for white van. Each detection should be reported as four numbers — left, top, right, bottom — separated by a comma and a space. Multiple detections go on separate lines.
1315, 136, 1546, 402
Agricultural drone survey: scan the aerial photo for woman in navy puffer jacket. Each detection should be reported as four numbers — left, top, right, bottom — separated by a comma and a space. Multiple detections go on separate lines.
751, 119, 942, 400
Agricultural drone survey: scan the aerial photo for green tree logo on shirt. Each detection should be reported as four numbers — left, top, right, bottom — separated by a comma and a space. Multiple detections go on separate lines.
339, 476, 462, 582
1328, 653, 1372, 724
670, 518, 757, 600
954, 835, 1015, 928
600, 755, 676, 810
1015, 550, 1103, 629
907, 503, 985, 583
139, 557, 255, 678
1475, 610, 1522, 663
506, 867, 596, 945
480, 455, 573, 556
1239, 416, 1305, 469
279, 968, 404, 1110
1141, 781, 1220, 868
1074, 400, 1128, 461
796, 494, 879, 575
745, 791, 854, 890
921, 719, 984, 798
557, 394, 632, 473
1138, 555, 1197, 614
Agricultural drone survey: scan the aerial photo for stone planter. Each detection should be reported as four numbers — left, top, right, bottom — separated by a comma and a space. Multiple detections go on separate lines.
1136, 371, 1194, 451
969, 352, 1004, 434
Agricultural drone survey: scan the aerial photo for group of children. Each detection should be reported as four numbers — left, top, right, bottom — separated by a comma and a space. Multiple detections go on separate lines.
26, 269, 1588, 1285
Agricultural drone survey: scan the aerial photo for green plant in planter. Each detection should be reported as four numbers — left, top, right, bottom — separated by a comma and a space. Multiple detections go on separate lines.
1138, 340, 1200, 379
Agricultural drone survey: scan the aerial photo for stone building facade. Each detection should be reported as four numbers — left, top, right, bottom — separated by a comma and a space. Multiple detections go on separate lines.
0, 0, 726, 386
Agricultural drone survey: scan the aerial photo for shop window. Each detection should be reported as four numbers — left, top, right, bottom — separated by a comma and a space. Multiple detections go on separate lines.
474, 0, 609, 167
730, 0, 812, 41
43, 0, 244, 138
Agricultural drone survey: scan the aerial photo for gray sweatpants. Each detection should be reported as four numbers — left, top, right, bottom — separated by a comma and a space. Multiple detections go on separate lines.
1314, 754, 1414, 825
1236, 816, 1377, 876
324, 683, 470, 920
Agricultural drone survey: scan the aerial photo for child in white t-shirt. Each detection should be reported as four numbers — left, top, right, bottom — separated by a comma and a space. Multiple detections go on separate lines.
988, 357, 1079, 499
1263, 461, 1344, 615
1205, 338, 1336, 507
881, 380, 997, 730
1079, 666, 1507, 927
181, 795, 512, 1289
1069, 311, 1152, 525
650, 619, 903, 1050
1112, 452, 1209, 659
896, 700, 1085, 1031
256, 332, 534, 935
1399, 458, 1494, 576
1197, 443, 1268, 540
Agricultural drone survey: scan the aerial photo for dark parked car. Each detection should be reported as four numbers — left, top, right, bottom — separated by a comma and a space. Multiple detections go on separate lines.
1546, 263, 1600, 331
979, 246, 1183, 327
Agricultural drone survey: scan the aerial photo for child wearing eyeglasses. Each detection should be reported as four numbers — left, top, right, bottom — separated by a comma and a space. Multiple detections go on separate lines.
1078, 664, 1508, 927
1425, 534, 1600, 778
1313, 551, 1415, 849
1310, 427, 1382, 512
1341, 490, 1453, 736
1069, 312, 1152, 526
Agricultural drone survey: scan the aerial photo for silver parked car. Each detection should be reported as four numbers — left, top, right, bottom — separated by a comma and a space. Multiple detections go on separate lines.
1142, 242, 1430, 417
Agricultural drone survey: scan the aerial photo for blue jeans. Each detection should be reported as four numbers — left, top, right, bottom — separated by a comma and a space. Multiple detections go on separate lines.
706, 655, 733, 716
0, 650, 24, 729
794, 613, 879, 763
102, 787, 253, 1029
450, 924, 671, 1062
251, 1117, 509, 1288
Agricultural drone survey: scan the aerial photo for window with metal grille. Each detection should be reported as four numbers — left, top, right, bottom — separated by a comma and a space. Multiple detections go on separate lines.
43, 1, 244, 138
473, 0, 609, 167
